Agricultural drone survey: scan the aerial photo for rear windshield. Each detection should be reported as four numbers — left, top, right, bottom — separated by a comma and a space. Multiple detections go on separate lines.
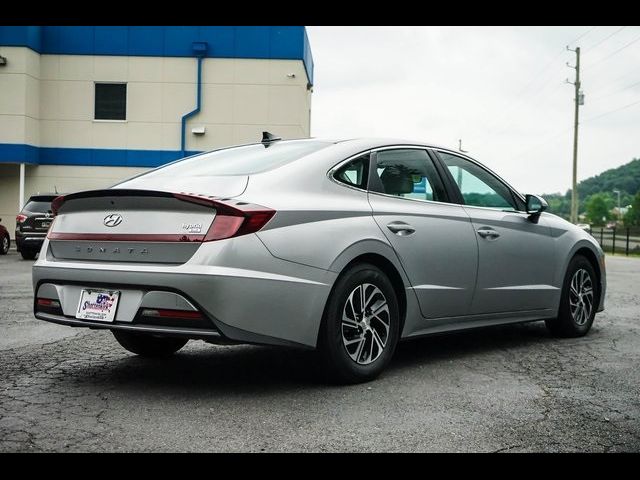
140, 140, 332, 178
24, 200, 53, 213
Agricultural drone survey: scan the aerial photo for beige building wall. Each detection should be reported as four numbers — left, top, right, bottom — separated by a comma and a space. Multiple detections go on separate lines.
36, 54, 310, 151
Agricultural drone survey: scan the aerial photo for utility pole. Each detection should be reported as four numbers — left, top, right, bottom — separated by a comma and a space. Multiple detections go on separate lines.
613, 189, 621, 221
566, 46, 582, 224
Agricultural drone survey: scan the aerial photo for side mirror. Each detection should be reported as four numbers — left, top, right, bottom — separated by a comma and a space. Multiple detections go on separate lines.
525, 194, 548, 223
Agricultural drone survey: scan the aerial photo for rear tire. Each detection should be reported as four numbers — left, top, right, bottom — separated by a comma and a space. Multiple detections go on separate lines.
545, 255, 598, 337
0, 234, 9, 255
317, 263, 400, 384
20, 248, 37, 260
112, 330, 188, 357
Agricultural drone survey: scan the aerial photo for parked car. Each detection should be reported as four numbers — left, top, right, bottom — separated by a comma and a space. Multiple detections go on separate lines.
16, 194, 58, 260
32, 136, 606, 383
576, 223, 591, 232
0, 218, 10, 255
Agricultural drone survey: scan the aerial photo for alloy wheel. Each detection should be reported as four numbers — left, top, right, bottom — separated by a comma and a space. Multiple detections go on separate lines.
569, 268, 594, 326
341, 283, 390, 365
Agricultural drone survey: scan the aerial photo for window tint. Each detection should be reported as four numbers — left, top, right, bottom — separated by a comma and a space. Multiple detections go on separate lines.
95, 83, 127, 120
24, 200, 52, 213
138, 140, 332, 177
334, 154, 369, 189
438, 152, 516, 209
372, 149, 446, 202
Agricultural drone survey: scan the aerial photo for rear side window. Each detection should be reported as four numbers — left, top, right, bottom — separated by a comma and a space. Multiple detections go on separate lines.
333, 154, 370, 189
371, 149, 447, 202
139, 140, 332, 177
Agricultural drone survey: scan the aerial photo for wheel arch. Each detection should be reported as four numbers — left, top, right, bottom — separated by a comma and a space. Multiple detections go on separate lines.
572, 246, 603, 305
322, 241, 411, 343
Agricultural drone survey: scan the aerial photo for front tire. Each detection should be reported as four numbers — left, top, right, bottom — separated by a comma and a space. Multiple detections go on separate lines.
546, 255, 598, 337
0, 234, 9, 255
318, 263, 400, 384
112, 330, 188, 357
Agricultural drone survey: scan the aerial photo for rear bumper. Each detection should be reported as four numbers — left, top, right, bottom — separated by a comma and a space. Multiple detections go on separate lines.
15, 231, 46, 252
35, 311, 227, 341
32, 235, 336, 348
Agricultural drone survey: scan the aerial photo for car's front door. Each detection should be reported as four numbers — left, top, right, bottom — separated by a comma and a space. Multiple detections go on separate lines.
367, 148, 478, 319
436, 151, 557, 315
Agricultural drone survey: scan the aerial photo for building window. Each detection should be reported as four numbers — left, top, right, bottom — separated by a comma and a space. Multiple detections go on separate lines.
94, 83, 127, 120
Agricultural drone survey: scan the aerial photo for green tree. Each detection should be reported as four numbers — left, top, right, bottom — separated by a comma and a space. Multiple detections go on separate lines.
623, 191, 640, 227
584, 193, 614, 226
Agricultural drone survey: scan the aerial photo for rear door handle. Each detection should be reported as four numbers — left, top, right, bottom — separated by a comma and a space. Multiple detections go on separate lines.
477, 228, 500, 239
387, 222, 415, 236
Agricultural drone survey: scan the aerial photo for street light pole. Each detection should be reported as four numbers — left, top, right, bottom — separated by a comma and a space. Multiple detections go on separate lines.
613, 189, 621, 222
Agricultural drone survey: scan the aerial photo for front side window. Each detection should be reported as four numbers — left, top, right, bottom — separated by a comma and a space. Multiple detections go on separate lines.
438, 152, 517, 210
95, 83, 127, 120
371, 149, 446, 202
333, 154, 370, 189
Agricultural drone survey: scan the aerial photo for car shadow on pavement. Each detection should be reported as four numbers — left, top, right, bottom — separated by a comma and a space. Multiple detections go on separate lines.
389, 320, 555, 372
70, 320, 561, 394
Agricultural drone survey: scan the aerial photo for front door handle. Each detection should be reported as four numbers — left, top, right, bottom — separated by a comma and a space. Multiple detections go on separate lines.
387, 222, 416, 236
477, 228, 500, 239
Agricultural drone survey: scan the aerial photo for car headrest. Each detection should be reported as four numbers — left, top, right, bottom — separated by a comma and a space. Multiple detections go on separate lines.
380, 167, 415, 195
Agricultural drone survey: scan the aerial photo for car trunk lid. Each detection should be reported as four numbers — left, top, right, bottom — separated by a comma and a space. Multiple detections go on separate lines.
47, 183, 274, 264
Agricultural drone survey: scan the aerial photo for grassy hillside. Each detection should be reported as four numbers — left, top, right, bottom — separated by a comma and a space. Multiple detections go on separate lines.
543, 158, 640, 220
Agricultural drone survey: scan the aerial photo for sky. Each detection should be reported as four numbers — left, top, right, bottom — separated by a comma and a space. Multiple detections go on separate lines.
305, 26, 640, 195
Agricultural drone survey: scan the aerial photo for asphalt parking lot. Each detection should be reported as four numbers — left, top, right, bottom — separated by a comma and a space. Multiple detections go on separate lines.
1, 249, 639, 452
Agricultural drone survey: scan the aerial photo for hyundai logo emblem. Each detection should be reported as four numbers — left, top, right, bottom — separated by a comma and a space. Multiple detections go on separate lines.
104, 213, 123, 227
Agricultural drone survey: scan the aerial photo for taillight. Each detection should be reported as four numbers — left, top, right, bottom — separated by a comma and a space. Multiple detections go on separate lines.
37, 298, 61, 308
16, 214, 27, 224
51, 195, 65, 215
173, 193, 275, 242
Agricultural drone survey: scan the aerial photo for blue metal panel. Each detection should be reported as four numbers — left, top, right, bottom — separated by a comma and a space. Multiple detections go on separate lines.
128, 26, 165, 56
197, 26, 235, 57
0, 143, 39, 164
164, 26, 199, 57
269, 26, 304, 59
53, 26, 95, 55
234, 26, 270, 58
0, 26, 41, 51
0, 25, 314, 84
94, 26, 128, 54
0, 144, 202, 168
303, 28, 314, 87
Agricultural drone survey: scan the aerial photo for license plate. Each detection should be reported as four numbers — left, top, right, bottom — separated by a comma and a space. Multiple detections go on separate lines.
76, 289, 120, 322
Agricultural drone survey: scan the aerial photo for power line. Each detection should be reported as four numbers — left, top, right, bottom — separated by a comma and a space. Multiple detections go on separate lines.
509, 126, 573, 162
476, 26, 599, 136
589, 79, 640, 102
583, 26, 627, 52
568, 26, 599, 47
584, 31, 640, 70
583, 98, 640, 122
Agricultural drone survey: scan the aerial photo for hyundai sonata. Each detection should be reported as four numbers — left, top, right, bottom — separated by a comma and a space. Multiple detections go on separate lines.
33, 135, 606, 383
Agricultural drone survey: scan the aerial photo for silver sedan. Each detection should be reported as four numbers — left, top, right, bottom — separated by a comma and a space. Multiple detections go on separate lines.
33, 136, 606, 383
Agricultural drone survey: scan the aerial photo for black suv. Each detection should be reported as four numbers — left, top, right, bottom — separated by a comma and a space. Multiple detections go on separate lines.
15, 194, 58, 260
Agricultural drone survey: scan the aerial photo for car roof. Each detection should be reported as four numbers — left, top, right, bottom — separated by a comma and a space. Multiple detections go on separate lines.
283, 137, 456, 152
27, 194, 59, 201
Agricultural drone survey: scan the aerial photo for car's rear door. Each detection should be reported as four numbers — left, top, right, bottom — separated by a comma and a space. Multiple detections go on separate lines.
367, 147, 478, 319
435, 150, 557, 314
